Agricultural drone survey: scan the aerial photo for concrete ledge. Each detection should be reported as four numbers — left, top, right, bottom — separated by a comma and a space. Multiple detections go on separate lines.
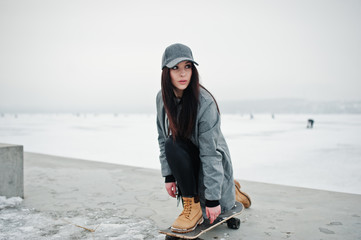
22, 152, 361, 239
0, 143, 24, 198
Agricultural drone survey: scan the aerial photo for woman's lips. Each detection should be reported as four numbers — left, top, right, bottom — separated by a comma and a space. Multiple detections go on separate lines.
178, 80, 188, 85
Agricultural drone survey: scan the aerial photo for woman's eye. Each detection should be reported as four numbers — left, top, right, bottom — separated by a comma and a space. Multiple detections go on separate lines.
171, 66, 178, 70
185, 64, 192, 69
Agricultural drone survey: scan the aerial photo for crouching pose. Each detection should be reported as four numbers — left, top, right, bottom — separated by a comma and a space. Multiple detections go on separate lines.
156, 43, 251, 233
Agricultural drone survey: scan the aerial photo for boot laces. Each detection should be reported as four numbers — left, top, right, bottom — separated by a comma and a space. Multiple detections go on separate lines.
181, 198, 192, 219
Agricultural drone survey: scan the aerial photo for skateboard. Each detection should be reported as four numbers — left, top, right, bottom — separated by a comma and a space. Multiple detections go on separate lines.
160, 201, 243, 239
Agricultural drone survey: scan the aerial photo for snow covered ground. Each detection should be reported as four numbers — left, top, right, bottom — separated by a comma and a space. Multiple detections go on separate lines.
0, 197, 163, 240
0, 113, 360, 194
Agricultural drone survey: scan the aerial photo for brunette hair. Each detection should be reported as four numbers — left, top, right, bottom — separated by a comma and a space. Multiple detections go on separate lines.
161, 64, 219, 139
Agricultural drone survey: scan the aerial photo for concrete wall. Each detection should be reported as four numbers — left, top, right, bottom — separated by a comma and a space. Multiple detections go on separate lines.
0, 143, 24, 198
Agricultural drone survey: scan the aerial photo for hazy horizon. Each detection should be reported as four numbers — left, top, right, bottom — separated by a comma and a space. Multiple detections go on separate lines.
1, 98, 360, 114
1, 0, 360, 113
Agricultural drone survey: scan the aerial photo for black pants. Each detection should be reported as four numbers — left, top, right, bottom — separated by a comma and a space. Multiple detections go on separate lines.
165, 137, 200, 198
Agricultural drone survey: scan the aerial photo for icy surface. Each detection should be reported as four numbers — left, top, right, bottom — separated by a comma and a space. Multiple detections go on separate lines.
0, 113, 361, 194
0, 196, 163, 240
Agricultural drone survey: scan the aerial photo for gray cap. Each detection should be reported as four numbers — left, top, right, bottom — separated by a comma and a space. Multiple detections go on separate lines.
161, 43, 198, 69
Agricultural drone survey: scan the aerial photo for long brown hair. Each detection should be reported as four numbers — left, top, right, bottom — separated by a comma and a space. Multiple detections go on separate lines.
161, 64, 219, 139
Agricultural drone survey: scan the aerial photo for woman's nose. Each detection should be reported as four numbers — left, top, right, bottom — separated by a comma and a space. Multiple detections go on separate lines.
180, 69, 186, 76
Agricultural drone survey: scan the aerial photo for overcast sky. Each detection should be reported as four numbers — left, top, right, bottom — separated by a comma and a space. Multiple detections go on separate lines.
0, 0, 360, 112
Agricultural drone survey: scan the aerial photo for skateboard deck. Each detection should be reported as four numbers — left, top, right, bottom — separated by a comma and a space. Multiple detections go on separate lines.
160, 201, 243, 239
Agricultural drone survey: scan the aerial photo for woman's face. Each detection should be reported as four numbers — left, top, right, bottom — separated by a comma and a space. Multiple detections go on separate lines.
169, 61, 192, 98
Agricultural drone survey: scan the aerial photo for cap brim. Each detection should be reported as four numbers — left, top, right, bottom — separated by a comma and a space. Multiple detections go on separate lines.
165, 57, 198, 69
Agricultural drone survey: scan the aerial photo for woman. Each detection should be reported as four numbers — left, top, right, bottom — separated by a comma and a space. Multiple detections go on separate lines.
156, 43, 251, 233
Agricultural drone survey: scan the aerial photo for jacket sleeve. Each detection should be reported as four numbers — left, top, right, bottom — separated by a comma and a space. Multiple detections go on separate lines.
156, 93, 172, 177
198, 100, 224, 201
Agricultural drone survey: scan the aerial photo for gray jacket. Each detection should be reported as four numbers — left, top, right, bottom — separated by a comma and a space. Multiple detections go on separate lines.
156, 88, 235, 214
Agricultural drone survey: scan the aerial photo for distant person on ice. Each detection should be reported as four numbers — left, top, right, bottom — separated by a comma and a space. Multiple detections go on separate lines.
156, 43, 251, 233
307, 119, 314, 128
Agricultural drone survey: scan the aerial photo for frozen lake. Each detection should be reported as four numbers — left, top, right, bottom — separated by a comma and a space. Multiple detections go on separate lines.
1, 113, 360, 195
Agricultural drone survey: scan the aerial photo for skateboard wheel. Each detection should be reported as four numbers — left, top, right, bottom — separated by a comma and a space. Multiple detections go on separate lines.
227, 217, 240, 229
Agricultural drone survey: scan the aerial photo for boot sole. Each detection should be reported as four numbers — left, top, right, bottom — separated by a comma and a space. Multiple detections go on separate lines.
235, 180, 252, 208
171, 217, 204, 233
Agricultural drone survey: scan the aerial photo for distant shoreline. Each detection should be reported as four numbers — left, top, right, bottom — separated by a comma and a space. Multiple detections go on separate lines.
1, 112, 361, 115
1, 99, 361, 114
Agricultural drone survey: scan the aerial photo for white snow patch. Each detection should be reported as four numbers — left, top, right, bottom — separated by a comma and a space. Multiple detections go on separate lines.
0, 196, 23, 209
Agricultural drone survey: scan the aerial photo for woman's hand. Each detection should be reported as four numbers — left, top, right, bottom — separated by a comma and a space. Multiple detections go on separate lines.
206, 205, 221, 224
165, 182, 177, 198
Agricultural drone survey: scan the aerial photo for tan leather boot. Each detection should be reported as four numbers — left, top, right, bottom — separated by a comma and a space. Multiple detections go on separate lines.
171, 197, 204, 233
234, 180, 252, 208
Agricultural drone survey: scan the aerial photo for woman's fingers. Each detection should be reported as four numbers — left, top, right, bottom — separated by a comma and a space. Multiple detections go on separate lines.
167, 188, 175, 197
172, 183, 177, 196
165, 182, 177, 198
206, 205, 221, 224
206, 208, 211, 223
210, 215, 214, 224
